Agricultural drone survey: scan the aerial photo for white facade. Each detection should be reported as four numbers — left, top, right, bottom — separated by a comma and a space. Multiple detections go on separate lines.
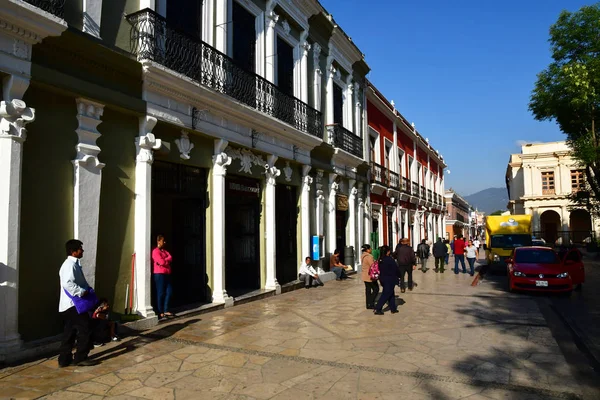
506, 141, 600, 243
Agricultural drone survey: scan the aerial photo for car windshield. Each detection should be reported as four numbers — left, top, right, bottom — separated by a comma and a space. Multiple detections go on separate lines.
491, 234, 532, 249
514, 249, 559, 264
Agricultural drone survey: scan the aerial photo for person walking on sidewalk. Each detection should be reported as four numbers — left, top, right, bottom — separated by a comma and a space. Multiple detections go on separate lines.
58, 239, 98, 367
361, 244, 379, 310
444, 239, 451, 266
465, 239, 479, 276
433, 237, 448, 273
373, 245, 400, 315
152, 234, 173, 319
394, 237, 417, 293
417, 239, 430, 272
453, 235, 467, 274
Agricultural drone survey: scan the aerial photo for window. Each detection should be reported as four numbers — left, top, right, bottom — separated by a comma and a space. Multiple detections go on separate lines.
541, 171, 555, 195
167, 0, 202, 39
398, 149, 405, 177
333, 84, 344, 125
571, 170, 584, 192
276, 37, 294, 96
514, 248, 558, 264
384, 141, 392, 170
232, 1, 256, 72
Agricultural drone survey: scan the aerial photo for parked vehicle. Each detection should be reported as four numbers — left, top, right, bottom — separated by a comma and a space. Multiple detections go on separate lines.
506, 246, 585, 293
485, 215, 532, 268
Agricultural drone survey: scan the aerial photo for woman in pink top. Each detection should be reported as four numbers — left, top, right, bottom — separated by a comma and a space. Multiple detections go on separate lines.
151, 235, 173, 319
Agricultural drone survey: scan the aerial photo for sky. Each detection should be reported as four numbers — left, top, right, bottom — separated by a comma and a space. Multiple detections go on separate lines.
321, 0, 591, 196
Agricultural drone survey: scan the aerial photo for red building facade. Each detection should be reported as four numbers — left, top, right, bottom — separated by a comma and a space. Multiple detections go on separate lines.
366, 82, 447, 250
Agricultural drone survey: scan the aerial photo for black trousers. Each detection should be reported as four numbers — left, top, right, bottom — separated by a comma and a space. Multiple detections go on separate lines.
364, 281, 379, 308
58, 306, 91, 366
398, 264, 413, 289
375, 280, 397, 312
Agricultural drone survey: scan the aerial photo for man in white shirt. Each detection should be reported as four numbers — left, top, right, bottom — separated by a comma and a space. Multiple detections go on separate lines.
58, 239, 98, 367
299, 257, 324, 288
473, 238, 481, 249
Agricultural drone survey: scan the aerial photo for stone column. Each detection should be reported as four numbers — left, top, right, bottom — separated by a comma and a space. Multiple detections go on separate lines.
561, 205, 569, 231
264, 156, 281, 293
364, 199, 371, 245
0, 75, 34, 357
344, 75, 353, 131
312, 44, 322, 111
211, 140, 234, 306
357, 196, 364, 267
300, 34, 310, 104
73, 98, 105, 289
403, 210, 409, 239
215, 0, 228, 53
134, 116, 161, 318
83, 0, 103, 38
315, 170, 325, 238
325, 57, 336, 126
354, 82, 361, 137
327, 173, 338, 255
348, 181, 357, 266
202, 0, 214, 46
265, 4, 279, 83
301, 166, 312, 259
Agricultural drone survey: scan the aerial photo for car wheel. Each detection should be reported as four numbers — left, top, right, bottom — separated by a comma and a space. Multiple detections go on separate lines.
507, 277, 513, 293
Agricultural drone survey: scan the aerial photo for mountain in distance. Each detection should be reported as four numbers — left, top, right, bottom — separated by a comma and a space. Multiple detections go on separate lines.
464, 187, 508, 215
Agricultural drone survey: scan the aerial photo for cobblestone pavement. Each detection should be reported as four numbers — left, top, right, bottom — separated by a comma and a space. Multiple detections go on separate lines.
1, 259, 595, 400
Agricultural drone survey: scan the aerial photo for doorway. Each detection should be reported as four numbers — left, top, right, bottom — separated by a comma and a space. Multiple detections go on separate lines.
275, 185, 298, 285
540, 210, 561, 244
225, 175, 261, 297
152, 161, 208, 309
336, 209, 348, 261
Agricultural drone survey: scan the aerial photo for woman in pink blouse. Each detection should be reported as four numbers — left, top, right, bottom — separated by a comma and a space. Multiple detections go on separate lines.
151, 235, 173, 319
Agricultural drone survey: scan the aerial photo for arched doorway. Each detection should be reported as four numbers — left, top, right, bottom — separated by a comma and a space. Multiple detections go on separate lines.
540, 210, 561, 244
570, 209, 592, 243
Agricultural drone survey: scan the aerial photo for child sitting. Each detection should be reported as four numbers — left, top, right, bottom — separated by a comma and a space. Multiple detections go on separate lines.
90, 298, 119, 347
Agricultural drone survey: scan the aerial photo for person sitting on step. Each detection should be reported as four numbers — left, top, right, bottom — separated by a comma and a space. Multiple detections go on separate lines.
298, 257, 324, 288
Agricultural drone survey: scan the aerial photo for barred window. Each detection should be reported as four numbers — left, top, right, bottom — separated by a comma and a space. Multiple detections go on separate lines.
541, 171, 555, 194
571, 170, 584, 192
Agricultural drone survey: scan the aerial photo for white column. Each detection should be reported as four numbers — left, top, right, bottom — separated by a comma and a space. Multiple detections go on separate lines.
202, 0, 214, 46
357, 195, 364, 267
215, 0, 228, 53
265, 4, 279, 83
315, 170, 325, 238
354, 82, 361, 137
73, 98, 105, 289
211, 140, 234, 306
403, 209, 409, 239
364, 199, 371, 245
134, 116, 161, 318
83, 0, 103, 38
0, 75, 34, 357
413, 211, 420, 250
327, 173, 338, 255
255, 11, 266, 78
348, 181, 357, 265
325, 57, 335, 126
344, 76, 353, 131
300, 33, 310, 103
301, 166, 312, 260
264, 156, 280, 293
561, 205, 569, 231
312, 44, 322, 111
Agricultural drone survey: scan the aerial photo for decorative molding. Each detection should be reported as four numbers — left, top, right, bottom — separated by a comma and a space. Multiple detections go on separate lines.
0, 18, 41, 44
0, 4, 66, 44
281, 19, 291, 35
136, 116, 160, 164
225, 147, 266, 174
283, 161, 293, 182
74, 98, 105, 169
312, 42, 321, 65
350, 186, 358, 197
175, 130, 194, 160
0, 99, 34, 142
212, 152, 232, 176
267, 10, 279, 29
265, 164, 281, 186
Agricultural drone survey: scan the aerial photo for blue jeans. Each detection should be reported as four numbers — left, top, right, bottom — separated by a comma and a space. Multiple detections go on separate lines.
331, 266, 346, 280
154, 273, 172, 315
375, 280, 397, 312
444, 254, 449, 265
467, 257, 476, 275
454, 255, 466, 273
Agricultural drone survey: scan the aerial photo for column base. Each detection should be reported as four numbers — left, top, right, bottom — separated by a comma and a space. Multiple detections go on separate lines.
136, 306, 156, 319
0, 334, 22, 361
266, 282, 282, 295
213, 291, 234, 308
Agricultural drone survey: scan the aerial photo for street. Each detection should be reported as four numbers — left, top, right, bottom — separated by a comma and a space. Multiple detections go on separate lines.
1, 256, 599, 400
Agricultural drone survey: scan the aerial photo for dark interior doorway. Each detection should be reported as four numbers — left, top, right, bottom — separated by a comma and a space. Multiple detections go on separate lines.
151, 161, 208, 310
225, 176, 261, 297
336, 209, 348, 260
275, 185, 298, 285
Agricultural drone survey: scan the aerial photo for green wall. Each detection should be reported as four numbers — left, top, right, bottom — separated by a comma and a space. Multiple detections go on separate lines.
95, 108, 138, 314
19, 87, 76, 341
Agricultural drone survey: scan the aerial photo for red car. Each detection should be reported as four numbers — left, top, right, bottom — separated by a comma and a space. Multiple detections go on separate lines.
506, 246, 585, 293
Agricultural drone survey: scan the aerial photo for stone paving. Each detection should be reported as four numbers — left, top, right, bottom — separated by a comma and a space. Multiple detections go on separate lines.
0, 259, 594, 400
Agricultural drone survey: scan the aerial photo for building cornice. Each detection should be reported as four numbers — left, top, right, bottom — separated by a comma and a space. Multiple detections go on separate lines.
0, 0, 66, 44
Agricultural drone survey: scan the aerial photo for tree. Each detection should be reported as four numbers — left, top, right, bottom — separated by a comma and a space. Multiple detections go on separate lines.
490, 210, 504, 216
529, 3, 600, 216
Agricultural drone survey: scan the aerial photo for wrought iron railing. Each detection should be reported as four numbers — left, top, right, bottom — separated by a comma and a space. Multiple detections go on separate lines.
420, 185, 426, 198
127, 9, 323, 139
371, 162, 385, 186
327, 124, 363, 158
23, 0, 66, 19
402, 177, 410, 194
388, 170, 400, 190
412, 182, 419, 196
427, 189, 433, 201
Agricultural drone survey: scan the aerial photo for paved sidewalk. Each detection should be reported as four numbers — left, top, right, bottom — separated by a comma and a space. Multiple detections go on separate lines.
0, 263, 592, 400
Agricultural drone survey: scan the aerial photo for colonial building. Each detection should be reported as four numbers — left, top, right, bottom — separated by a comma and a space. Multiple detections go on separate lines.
366, 82, 447, 250
444, 189, 474, 239
506, 141, 600, 244
0, 0, 371, 362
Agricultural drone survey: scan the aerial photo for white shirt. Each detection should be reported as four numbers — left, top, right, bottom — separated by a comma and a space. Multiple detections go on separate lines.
298, 263, 317, 277
473, 239, 480, 248
59, 256, 90, 312
465, 245, 478, 259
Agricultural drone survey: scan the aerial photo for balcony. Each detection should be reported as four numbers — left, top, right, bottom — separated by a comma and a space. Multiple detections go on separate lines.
127, 9, 323, 139
420, 185, 426, 198
371, 162, 385, 186
412, 182, 419, 196
23, 0, 66, 19
427, 189, 433, 202
402, 177, 410, 195
327, 124, 363, 158
387, 170, 400, 191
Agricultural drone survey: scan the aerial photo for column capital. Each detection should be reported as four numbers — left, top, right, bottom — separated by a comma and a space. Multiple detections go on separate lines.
136, 116, 160, 164
74, 98, 105, 170
212, 152, 232, 176
265, 165, 281, 186
267, 10, 279, 28
0, 99, 34, 142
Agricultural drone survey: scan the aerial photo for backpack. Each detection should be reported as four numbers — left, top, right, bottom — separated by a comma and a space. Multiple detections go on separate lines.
368, 260, 380, 280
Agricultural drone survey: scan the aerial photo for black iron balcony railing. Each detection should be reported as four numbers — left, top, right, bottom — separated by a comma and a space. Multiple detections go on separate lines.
371, 162, 385, 186
420, 185, 426, 198
402, 177, 410, 194
412, 182, 419, 195
387, 170, 400, 190
23, 0, 66, 19
127, 9, 323, 139
327, 124, 363, 158
427, 189, 433, 201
